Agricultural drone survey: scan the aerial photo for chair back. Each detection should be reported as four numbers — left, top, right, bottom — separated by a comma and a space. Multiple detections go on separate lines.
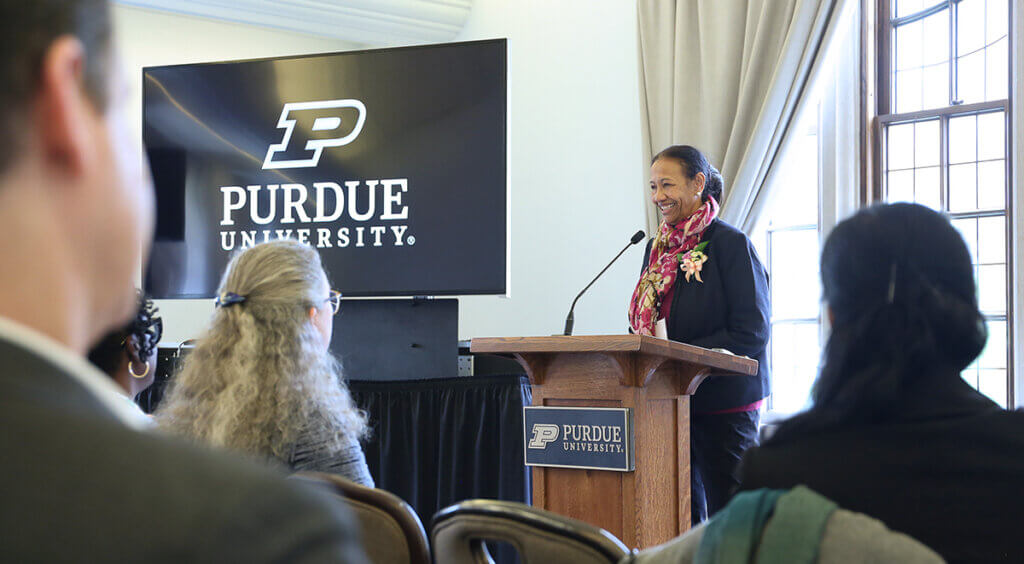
432, 499, 630, 564
292, 472, 430, 564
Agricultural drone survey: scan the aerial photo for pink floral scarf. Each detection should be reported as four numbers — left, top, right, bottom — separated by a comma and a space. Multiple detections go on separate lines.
628, 197, 719, 335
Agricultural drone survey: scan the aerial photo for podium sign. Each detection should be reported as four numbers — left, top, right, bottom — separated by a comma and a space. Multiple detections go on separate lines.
524, 407, 634, 472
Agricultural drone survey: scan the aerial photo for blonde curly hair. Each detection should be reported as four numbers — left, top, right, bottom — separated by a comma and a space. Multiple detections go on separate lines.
156, 239, 367, 462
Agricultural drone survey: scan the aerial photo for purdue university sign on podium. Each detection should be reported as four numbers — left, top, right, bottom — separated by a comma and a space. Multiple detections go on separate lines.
470, 335, 757, 549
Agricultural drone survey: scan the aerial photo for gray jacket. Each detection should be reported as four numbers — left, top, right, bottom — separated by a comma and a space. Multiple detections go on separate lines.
0, 337, 368, 563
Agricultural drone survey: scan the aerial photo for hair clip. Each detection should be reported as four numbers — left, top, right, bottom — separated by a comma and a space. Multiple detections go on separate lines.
215, 292, 247, 308
886, 263, 898, 304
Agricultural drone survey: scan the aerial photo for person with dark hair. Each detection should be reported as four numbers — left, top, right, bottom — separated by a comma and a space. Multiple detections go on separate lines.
88, 290, 162, 399
629, 144, 770, 525
737, 203, 1024, 563
0, 1, 366, 561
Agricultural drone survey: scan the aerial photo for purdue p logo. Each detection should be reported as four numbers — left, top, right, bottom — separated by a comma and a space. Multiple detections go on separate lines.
262, 99, 367, 170
527, 424, 559, 449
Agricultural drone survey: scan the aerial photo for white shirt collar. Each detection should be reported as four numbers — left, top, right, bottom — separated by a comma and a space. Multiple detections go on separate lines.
0, 315, 151, 429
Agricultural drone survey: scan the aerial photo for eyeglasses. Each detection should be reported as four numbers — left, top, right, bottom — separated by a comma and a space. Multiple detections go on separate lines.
325, 290, 342, 315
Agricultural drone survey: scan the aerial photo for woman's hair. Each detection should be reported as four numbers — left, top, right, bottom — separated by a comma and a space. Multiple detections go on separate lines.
653, 145, 724, 203
769, 203, 986, 442
156, 239, 368, 462
88, 290, 161, 378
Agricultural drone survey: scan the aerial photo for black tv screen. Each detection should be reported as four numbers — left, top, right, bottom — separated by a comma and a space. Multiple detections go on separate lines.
143, 39, 508, 298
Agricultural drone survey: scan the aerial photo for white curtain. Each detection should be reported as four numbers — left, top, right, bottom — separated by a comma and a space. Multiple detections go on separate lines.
816, 1, 861, 242
638, 0, 851, 234
814, 5, 861, 344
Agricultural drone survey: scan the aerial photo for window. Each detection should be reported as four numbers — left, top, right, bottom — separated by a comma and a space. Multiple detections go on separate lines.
875, 0, 1012, 406
753, 104, 823, 414
753, 7, 862, 415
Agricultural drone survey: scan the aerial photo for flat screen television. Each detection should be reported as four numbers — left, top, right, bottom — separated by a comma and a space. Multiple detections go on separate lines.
143, 39, 508, 298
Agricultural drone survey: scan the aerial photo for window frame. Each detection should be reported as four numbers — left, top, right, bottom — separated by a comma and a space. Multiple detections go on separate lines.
1012, 0, 1024, 407
760, 8, 864, 415
866, 0, 1016, 406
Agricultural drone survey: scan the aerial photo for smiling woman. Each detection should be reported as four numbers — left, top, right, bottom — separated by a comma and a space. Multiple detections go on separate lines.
648, 148, 724, 226
629, 144, 770, 526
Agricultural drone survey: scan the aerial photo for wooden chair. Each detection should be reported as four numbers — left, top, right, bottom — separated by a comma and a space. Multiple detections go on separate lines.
291, 472, 430, 564
432, 499, 631, 564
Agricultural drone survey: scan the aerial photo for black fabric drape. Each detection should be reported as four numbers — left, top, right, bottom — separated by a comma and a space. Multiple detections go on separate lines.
139, 368, 531, 560
349, 374, 532, 528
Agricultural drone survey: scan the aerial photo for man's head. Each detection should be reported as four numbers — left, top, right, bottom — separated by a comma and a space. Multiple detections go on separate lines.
0, 0, 154, 353
0, 2, 110, 169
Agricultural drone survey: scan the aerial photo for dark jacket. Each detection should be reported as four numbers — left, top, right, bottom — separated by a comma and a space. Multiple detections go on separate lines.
737, 367, 1024, 564
288, 426, 375, 487
641, 218, 770, 412
0, 337, 368, 563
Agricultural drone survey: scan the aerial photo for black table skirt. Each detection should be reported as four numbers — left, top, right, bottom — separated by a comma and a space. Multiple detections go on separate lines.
349, 374, 532, 529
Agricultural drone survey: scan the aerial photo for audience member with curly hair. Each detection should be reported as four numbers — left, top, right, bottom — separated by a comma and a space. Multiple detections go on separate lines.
88, 290, 162, 399
156, 239, 373, 485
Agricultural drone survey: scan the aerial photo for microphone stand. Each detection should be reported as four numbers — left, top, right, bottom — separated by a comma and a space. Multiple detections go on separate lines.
563, 231, 645, 336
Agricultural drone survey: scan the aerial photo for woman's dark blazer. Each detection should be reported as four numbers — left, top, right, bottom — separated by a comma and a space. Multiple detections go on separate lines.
641, 218, 770, 412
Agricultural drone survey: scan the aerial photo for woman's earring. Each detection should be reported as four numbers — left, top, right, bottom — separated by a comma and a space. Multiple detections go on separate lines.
129, 361, 150, 379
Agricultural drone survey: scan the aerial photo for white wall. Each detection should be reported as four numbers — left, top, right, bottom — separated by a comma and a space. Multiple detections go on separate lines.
113, 6, 365, 343
455, 0, 647, 340
119, 1, 648, 344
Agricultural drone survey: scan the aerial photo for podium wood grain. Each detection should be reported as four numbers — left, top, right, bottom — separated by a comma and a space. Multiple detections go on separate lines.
471, 335, 757, 549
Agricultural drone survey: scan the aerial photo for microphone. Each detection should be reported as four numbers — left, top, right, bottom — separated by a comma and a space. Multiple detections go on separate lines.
563, 230, 646, 336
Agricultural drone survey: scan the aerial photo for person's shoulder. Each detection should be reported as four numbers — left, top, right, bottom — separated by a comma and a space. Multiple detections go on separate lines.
939, 383, 1024, 435
822, 509, 945, 563
0, 404, 365, 563
736, 433, 839, 488
735, 442, 783, 489
972, 407, 1024, 437
990, 406, 1024, 419
115, 427, 365, 561
708, 219, 749, 245
706, 219, 762, 267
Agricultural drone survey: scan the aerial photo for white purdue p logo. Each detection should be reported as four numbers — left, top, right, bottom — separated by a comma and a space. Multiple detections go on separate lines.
263, 99, 367, 170
528, 424, 559, 449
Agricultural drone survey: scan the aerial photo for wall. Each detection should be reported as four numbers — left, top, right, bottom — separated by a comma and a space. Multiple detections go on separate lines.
454, 0, 647, 340
120, 1, 648, 344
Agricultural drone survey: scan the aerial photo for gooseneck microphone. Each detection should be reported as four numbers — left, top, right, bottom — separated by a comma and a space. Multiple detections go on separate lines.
563, 230, 646, 336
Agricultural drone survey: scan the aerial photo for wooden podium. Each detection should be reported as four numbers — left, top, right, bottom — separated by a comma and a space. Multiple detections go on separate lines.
470, 335, 757, 549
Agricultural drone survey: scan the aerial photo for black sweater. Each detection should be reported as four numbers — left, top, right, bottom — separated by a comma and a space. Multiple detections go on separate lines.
640, 218, 770, 412
737, 369, 1024, 564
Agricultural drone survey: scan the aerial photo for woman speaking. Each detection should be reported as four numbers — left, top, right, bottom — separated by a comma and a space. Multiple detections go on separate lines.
629, 145, 770, 524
